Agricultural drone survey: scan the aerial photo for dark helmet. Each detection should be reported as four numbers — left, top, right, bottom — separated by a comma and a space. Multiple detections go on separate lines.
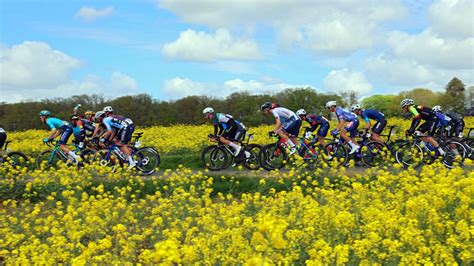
260, 102, 273, 111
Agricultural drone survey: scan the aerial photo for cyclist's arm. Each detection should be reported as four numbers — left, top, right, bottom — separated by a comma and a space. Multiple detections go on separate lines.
274, 117, 282, 132
408, 106, 421, 131
335, 119, 345, 131
48, 129, 60, 140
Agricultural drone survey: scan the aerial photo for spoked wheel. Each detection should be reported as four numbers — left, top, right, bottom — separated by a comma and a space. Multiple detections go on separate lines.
395, 142, 423, 168
360, 141, 388, 167
134, 147, 160, 175
80, 148, 97, 164
301, 145, 320, 170
441, 141, 467, 168
324, 142, 348, 166
201, 145, 232, 171
241, 144, 262, 170
259, 143, 288, 171
4, 151, 29, 169
36, 150, 63, 170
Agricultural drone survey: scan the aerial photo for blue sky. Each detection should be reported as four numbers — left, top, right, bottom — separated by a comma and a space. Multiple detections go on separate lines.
1, 0, 473, 103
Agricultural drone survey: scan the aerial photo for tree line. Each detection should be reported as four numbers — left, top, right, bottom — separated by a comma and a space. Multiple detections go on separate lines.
0, 77, 470, 131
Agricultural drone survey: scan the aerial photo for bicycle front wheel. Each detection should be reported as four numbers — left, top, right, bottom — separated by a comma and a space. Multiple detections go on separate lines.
134, 147, 160, 175
242, 144, 262, 170
442, 140, 466, 168
201, 145, 232, 171
324, 142, 348, 166
36, 150, 63, 170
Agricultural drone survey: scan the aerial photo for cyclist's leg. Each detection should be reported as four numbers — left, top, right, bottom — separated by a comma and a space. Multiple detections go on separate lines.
221, 126, 241, 155
0, 132, 6, 150
59, 126, 79, 160
317, 123, 329, 146
419, 119, 444, 155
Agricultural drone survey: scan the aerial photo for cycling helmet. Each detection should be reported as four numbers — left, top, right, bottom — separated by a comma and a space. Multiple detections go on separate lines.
351, 104, 361, 111
94, 111, 106, 122
39, 110, 51, 116
103, 106, 114, 113
260, 102, 272, 111
202, 107, 214, 115
84, 110, 95, 116
325, 101, 337, 109
70, 115, 79, 120
400, 99, 414, 108
296, 109, 307, 116
432, 105, 442, 112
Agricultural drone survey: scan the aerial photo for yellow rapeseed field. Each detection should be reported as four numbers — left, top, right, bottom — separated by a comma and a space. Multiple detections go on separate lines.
1, 117, 473, 264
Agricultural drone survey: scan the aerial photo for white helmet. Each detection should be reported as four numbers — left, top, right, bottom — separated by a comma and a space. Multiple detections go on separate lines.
94, 111, 106, 122
326, 101, 337, 109
103, 106, 114, 113
296, 109, 307, 116
202, 107, 214, 115
432, 105, 442, 112
400, 99, 414, 108
351, 104, 361, 111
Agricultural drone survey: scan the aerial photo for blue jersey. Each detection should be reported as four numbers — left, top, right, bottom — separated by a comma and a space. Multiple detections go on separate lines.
306, 114, 329, 126
103, 115, 133, 131
435, 112, 451, 127
335, 107, 357, 122
45, 117, 69, 130
361, 109, 385, 122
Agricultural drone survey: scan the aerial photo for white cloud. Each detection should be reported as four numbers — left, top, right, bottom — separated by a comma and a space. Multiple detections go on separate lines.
388, 29, 474, 69
158, 0, 406, 56
161, 77, 311, 100
162, 28, 261, 62
429, 0, 474, 39
75, 6, 114, 22
323, 69, 373, 95
0, 41, 82, 90
0, 41, 139, 103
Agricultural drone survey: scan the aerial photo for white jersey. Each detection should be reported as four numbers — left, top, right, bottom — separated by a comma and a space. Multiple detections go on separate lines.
271, 107, 299, 121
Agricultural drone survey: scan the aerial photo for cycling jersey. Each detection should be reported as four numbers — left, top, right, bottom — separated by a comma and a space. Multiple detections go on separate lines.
102, 115, 134, 131
80, 118, 96, 132
213, 113, 245, 140
0, 128, 6, 149
335, 107, 357, 122
445, 111, 465, 137
45, 118, 69, 130
271, 107, 299, 122
0, 128, 5, 133
304, 114, 330, 137
434, 112, 452, 127
408, 106, 437, 134
361, 109, 385, 122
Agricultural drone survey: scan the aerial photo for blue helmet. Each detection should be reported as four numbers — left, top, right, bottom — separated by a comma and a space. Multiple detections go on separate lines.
39, 110, 51, 116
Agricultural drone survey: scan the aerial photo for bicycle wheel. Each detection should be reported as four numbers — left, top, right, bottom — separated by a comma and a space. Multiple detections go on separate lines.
201, 145, 232, 171
395, 142, 423, 168
36, 150, 63, 170
259, 143, 288, 171
80, 148, 97, 164
324, 142, 348, 166
5, 151, 29, 169
441, 140, 466, 168
242, 144, 262, 170
134, 147, 160, 175
301, 144, 320, 170
360, 141, 387, 167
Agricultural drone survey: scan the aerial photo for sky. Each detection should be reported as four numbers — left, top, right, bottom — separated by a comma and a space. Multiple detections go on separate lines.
0, 0, 473, 103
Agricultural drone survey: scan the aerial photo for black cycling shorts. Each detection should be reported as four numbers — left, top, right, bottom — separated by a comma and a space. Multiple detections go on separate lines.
372, 119, 387, 135
222, 124, 246, 142
117, 125, 135, 144
418, 118, 437, 135
0, 132, 6, 149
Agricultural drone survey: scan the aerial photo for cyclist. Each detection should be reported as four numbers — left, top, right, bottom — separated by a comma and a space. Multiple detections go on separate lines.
70, 115, 86, 149
81, 110, 97, 137
39, 110, 80, 162
433, 106, 465, 138
261, 102, 301, 155
0, 126, 6, 150
400, 99, 445, 155
296, 109, 329, 147
95, 110, 136, 168
326, 101, 360, 154
351, 104, 387, 143
203, 107, 246, 156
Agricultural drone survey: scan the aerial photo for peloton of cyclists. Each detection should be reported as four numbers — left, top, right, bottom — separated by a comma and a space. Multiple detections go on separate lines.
432, 105, 465, 138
